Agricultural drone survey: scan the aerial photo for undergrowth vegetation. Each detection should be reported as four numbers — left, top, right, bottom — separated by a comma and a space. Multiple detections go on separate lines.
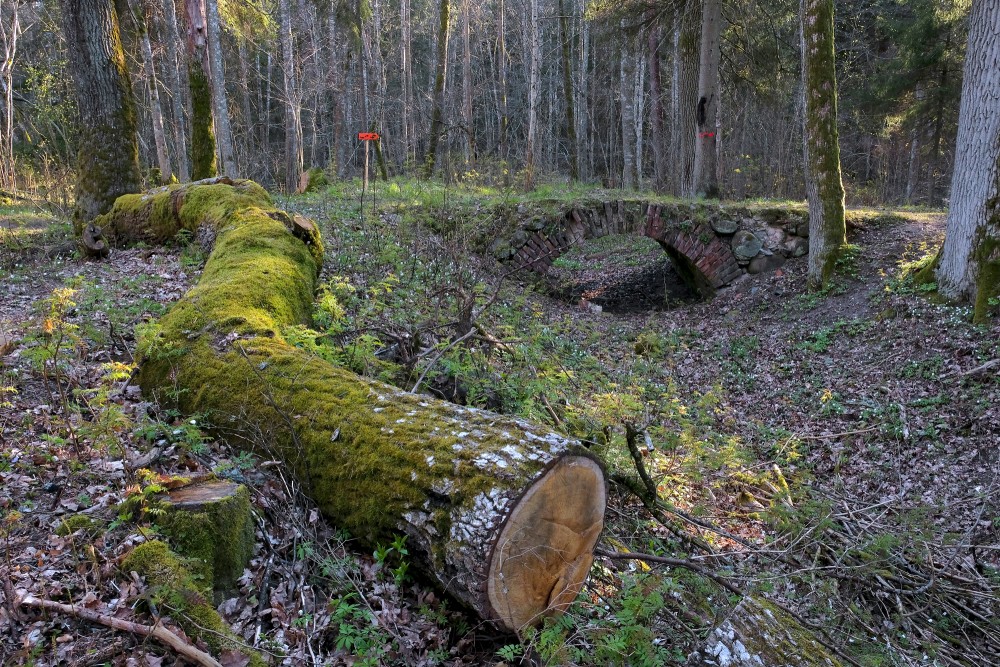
1, 180, 997, 666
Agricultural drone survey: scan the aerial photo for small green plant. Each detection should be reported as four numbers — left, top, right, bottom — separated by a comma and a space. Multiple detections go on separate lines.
330, 593, 391, 666
373, 534, 410, 584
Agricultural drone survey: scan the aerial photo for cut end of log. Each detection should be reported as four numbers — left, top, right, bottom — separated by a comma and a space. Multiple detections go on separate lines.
487, 455, 606, 632
81, 222, 109, 258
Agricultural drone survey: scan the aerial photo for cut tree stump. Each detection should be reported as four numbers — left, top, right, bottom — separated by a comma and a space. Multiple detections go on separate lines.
159, 479, 255, 595
94, 180, 607, 632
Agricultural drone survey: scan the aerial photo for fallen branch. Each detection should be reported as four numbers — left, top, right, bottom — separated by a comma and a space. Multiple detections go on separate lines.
940, 358, 999, 380
17, 591, 223, 667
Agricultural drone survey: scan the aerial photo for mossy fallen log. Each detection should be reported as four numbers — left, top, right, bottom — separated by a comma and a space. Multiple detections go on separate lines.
95, 180, 607, 632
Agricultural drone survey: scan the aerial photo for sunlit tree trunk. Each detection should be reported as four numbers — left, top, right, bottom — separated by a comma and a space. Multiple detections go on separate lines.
59, 0, 142, 228
692, 0, 721, 198
498, 0, 509, 174
935, 0, 1000, 323
800, 0, 846, 290
424, 0, 450, 178
205, 0, 236, 175
277, 0, 302, 191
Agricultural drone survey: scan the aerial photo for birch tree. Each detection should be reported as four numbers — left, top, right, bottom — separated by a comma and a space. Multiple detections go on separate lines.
800, 0, 847, 290
523, 0, 540, 189
277, 0, 302, 192
0, 1, 23, 190
933, 0, 1000, 323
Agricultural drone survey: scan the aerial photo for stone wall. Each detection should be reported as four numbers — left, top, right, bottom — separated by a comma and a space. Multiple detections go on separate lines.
489, 200, 810, 297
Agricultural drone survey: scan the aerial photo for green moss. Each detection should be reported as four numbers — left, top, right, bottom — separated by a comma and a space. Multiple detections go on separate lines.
189, 60, 217, 180
56, 514, 99, 536
122, 541, 266, 666
302, 167, 329, 192
973, 234, 1000, 324
158, 484, 255, 593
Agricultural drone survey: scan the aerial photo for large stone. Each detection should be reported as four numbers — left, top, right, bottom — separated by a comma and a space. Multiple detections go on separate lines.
489, 238, 514, 260
511, 230, 529, 248
732, 230, 763, 260
711, 217, 739, 234
524, 217, 545, 231
747, 253, 787, 275
782, 237, 809, 258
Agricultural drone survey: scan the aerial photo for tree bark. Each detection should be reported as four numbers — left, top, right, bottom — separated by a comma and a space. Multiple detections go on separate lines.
0, 2, 22, 191
59, 0, 142, 229
205, 0, 237, 176
277, 0, 302, 192
401, 0, 414, 167
523, 0, 540, 189
935, 0, 1000, 323
671, 0, 700, 197
647, 14, 667, 191
692, 0, 721, 198
559, 0, 578, 180
133, 0, 172, 183
185, 0, 217, 179
424, 0, 451, 178
620, 22, 636, 189
161, 0, 191, 182
96, 179, 608, 633
800, 0, 847, 290
462, 0, 475, 166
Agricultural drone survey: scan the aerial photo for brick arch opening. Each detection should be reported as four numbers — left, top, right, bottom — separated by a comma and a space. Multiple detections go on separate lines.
502, 202, 743, 298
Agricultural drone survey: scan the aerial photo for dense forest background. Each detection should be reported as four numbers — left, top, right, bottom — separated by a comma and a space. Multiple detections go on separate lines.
0, 0, 971, 205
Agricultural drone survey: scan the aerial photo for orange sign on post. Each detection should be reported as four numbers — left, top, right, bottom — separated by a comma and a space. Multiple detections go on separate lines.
358, 132, 380, 141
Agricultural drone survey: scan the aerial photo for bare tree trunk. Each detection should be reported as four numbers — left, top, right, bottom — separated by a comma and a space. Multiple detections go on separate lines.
633, 44, 646, 184
523, 0, 540, 190
160, 0, 190, 182
671, 0, 700, 196
647, 14, 667, 191
800, 0, 846, 290
619, 21, 636, 189
401, 0, 413, 167
204, 0, 236, 175
935, 0, 1000, 323
0, 2, 23, 190
134, 2, 172, 183
278, 0, 302, 192
462, 0, 474, 166
498, 0, 509, 174
235, 38, 254, 174
424, 0, 450, 178
59, 0, 142, 228
692, 0, 721, 198
559, 0, 578, 180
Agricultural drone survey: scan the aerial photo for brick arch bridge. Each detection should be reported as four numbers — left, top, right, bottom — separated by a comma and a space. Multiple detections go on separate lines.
491, 201, 808, 297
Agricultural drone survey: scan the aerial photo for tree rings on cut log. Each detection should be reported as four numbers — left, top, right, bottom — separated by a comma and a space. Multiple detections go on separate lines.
488, 456, 606, 631
81, 222, 109, 258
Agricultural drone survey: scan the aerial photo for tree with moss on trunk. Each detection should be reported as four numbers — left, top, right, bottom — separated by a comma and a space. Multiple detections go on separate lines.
929, 0, 1000, 323
800, 0, 846, 290
691, 0, 721, 198
58, 0, 142, 230
185, 0, 217, 179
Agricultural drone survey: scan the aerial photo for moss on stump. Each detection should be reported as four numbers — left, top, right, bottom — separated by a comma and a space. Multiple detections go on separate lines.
159, 479, 255, 594
98, 180, 607, 633
122, 540, 265, 666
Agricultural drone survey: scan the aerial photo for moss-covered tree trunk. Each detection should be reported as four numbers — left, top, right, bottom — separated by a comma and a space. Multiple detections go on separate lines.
935, 0, 1000, 323
58, 0, 142, 230
185, 0, 217, 179
96, 180, 607, 633
800, 0, 847, 290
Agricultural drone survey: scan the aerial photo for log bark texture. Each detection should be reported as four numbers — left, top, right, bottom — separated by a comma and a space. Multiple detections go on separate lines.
95, 180, 607, 633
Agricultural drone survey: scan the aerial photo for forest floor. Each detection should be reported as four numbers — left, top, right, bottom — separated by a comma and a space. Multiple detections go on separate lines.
0, 182, 998, 667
